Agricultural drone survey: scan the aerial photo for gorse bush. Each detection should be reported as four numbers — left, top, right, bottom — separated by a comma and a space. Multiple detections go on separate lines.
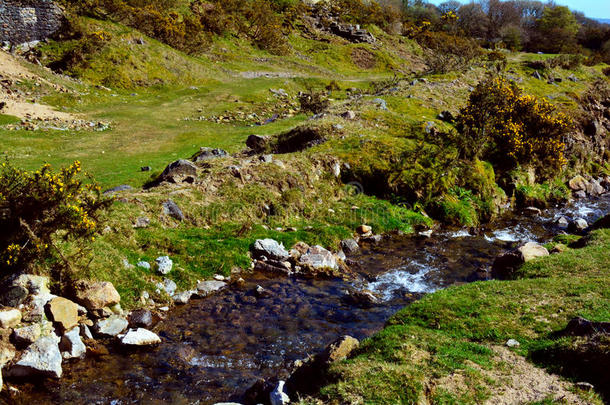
418, 31, 482, 73
525, 54, 584, 71
62, 0, 206, 54
322, 0, 402, 32
237, 1, 289, 54
190, 0, 290, 53
62, 0, 291, 54
49, 30, 112, 73
0, 161, 111, 280
456, 77, 572, 178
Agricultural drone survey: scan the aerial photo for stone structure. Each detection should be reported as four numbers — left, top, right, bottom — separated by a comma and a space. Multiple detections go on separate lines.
306, 4, 377, 44
329, 22, 376, 44
0, 0, 64, 45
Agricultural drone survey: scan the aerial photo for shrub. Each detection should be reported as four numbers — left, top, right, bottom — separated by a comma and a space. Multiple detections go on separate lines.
526, 55, 584, 71
128, 7, 207, 54
418, 31, 482, 73
551, 54, 585, 70
486, 50, 507, 73
63, 0, 292, 54
603, 67, 610, 77
190, 0, 290, 54
333, 0, 403, 32
299, 90, 330, 115
49, 30, 112, 73
0, 161, 111, 279
62, 0, 208, 54
239, 1, 289, 54
456, 76, 572, 178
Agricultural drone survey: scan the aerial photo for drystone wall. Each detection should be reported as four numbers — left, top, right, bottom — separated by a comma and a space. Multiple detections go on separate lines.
0, 0, 64, 45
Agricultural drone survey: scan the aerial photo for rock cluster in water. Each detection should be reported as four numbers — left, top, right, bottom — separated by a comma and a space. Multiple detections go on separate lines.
252, 238, 347, 279
0, 275, 161, 392
250, 224, 383, 280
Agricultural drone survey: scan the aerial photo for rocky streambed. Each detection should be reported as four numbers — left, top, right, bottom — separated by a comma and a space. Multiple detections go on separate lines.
2, 196, 610, 405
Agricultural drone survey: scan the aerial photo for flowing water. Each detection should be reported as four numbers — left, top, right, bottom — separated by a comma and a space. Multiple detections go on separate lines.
4, 197, 610, 405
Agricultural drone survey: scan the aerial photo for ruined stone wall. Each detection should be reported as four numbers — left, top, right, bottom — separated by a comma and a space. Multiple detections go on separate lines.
0, 0, 65, 45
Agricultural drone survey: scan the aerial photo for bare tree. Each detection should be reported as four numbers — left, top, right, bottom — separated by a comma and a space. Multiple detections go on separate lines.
458, 2, 489, 38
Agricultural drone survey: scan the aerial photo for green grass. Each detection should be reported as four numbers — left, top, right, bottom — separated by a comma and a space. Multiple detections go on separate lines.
63, 171, 429, 306
315, 229, 610, 404
515, 178, 572, 207
0, 114, 20, 125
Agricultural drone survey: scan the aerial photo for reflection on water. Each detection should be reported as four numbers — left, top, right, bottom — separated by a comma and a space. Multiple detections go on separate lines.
4, 197, 609, 405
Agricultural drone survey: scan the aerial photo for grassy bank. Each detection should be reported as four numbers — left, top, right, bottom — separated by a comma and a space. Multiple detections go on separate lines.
311, 229, 610, 404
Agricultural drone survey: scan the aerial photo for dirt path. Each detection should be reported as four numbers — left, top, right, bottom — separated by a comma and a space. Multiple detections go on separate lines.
432, 345, 591, 404
484, 346, 588, 405
0, 50, 78, 122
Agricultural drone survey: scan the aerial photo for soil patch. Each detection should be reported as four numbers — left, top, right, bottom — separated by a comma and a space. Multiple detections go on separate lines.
0, 50, 79, 122
351, 47, 377, 70
483, 346, 587, 404
273, 127, 327, 154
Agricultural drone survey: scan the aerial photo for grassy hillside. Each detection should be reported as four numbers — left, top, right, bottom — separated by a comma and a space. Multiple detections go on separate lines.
1, 8, 609, 306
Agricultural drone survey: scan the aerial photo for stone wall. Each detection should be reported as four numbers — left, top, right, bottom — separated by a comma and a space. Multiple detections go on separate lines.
0, 0, 65, 45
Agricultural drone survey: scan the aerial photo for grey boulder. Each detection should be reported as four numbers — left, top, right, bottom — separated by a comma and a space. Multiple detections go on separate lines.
60, 327, 86, 359
128, 309, 154, 328
12, 324, 42, 347
172, 291, 194, 305
93, 315, 128, 338
252, 239, 290, 261
0, 309, 21, 329
9, 335, 62, 379
157, 278, 177, 295
162, 199, 185, 221
492, 242, 549, 279
340, 239, 359, 255
299, 245, 338, 270
155, 256, 173, 275
192, 147, 228, 162
196, 280, 227, 297
159, 159, 197, 184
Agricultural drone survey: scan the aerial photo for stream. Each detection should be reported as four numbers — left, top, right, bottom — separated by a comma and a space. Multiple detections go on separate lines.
4, 197, 610, 405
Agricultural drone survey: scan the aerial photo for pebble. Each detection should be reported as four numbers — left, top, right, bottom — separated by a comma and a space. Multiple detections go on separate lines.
155, 256, 173, 275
